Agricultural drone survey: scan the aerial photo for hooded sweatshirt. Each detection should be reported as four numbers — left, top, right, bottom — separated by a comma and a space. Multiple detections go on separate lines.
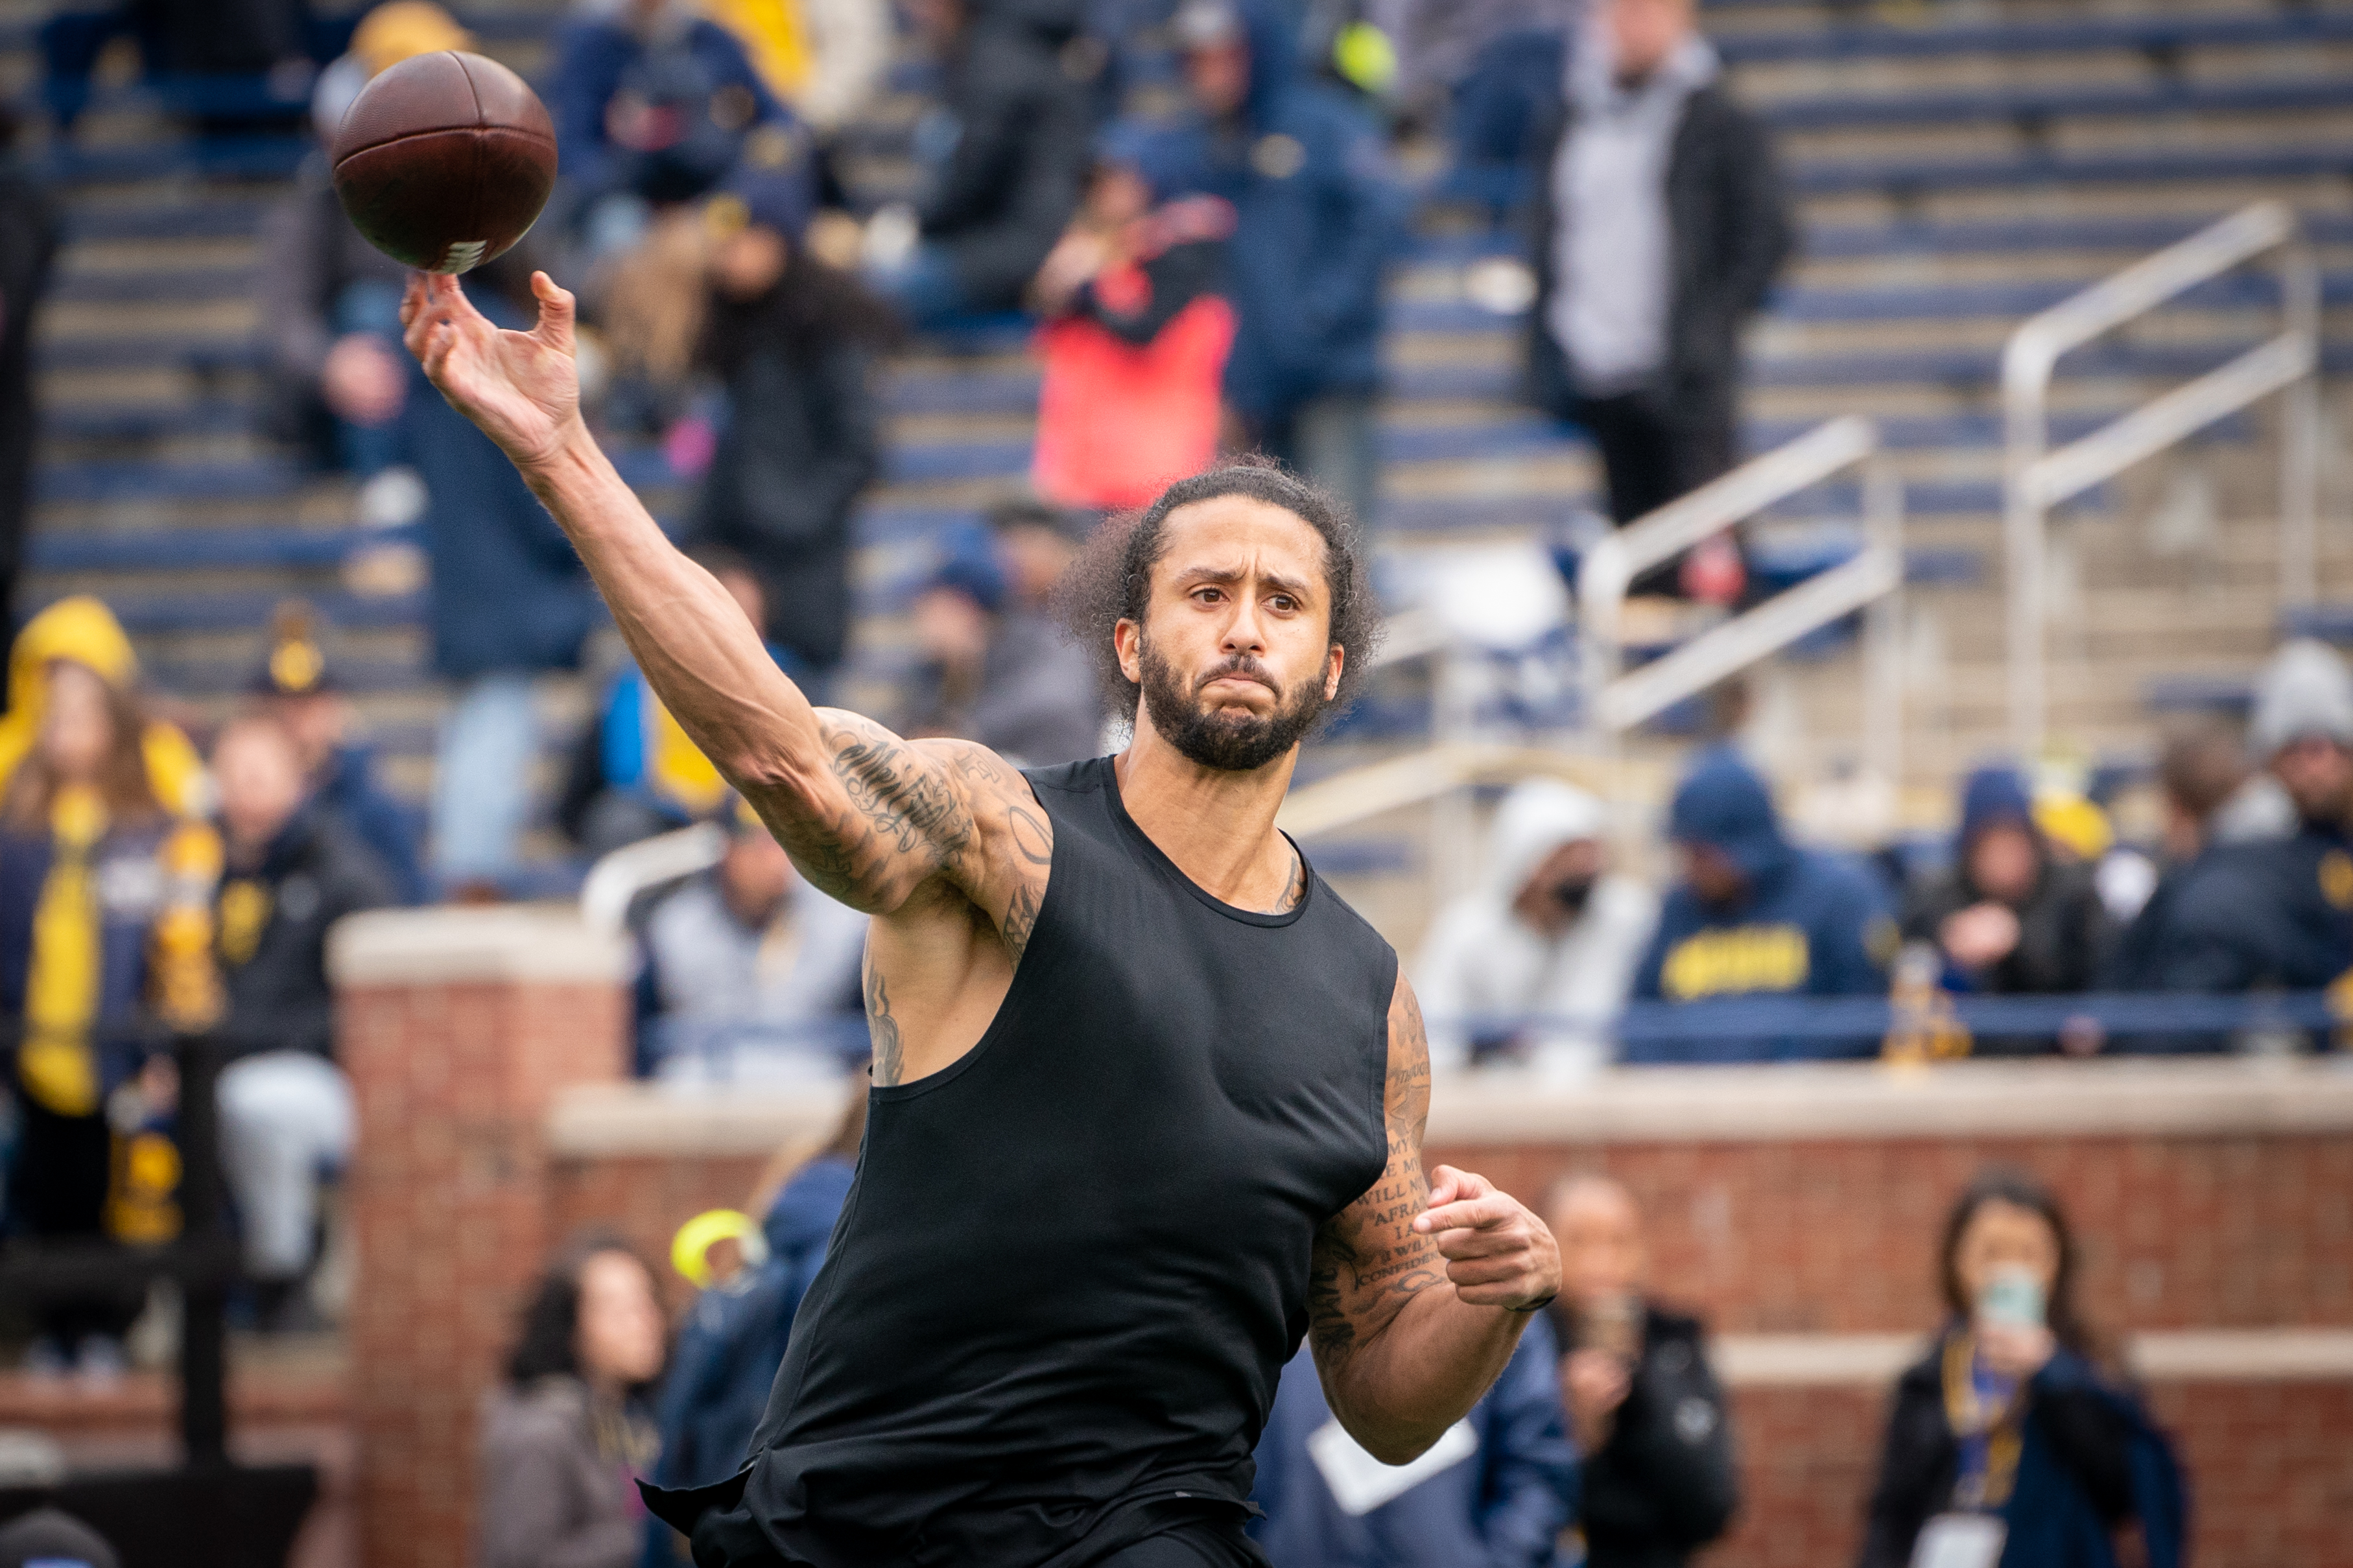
1415, 778, 1655, 1075
1631, 751, 1892, 1059
0, 598, 205, 817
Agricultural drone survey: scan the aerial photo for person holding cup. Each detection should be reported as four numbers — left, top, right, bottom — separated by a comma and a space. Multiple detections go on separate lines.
1857, 1168, 2185, 1568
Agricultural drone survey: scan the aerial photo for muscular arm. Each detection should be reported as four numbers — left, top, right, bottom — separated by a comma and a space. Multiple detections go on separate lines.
1307, 974, 1561, 1464
399, 273, 1048, 980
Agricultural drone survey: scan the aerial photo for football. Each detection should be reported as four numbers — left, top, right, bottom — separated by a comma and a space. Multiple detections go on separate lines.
329, 50, 558, 275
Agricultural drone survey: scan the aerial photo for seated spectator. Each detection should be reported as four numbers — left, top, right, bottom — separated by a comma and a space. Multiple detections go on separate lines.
1030, 132, 1236, 512
252, 603, 427, 905
1157, 0, 1405, 526
1858, 1168, 2184, 1568
688, 169, 895, 684
0, 102, 58, 629
543, 0, 789, 239
2123, 641, 2353, 1005
0, 659, 219, 1377
656, 1087, 864, 1492
260, 2, 473, 482
987, 498, 1090, 613
637, 801, 869, 1080
1629, 749, 1891, 1059
0, 597, 205, 817
209, 714, 397, 1329
479, 1234, 668, 1568
1898, 767, 2109, 1039
565, 549, 803, 860
1544, 1175, 1736, 1568
863, 0, 1095, 325
2104, 723, 2246, 998
1248, 1320, 1575, 1567
899, 528, 1103, 767
1415, 778, 1655, 1076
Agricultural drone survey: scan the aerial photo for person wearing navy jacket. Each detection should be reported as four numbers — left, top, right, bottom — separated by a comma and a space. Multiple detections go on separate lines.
1628, 748, 1893, 1060
1249, 1314, 1577, 1567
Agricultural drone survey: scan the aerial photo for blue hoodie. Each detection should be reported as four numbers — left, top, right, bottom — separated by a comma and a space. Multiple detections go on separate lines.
1249, 1315, 1576, 1568
1631, 750, 1893, 1059
1141, 0, 1406, 422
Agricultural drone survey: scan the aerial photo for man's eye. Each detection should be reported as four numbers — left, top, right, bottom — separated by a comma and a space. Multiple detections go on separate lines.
1270, 596, 1296, 612
1194, 588, 1224, 603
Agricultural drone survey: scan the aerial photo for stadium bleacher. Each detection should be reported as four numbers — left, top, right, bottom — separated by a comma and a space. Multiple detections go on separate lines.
11, 0, 2352, 885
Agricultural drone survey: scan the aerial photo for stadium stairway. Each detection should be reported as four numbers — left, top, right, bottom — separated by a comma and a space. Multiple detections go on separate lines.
11, 0, 2353, 896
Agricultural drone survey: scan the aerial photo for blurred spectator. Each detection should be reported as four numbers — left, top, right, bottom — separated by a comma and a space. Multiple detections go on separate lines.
1248, 1322, 1575, 1567
0, 659, 219, 1377
2103, 723, 2247, 996
636, 801, 868, 1080
0, 104, 58, 631
0, 599, 206, 818
564, 550, 802, 860
1526, 0, 1792, 537
40, 0, 313, 135
259, 2, 472, 484
1030, 135, 1237, 512
1899, 767, 2110, 1006
656, 1088, 864, 1490
1857, 1168, 2184, 1568
479, 1234, 668, 1568
1375, 0, 1576, 216
1158, 0, 1404, 526
1544, 1175, 1736, 1568
2122, 641, 2353, 1003
252, 603, 427, 905
864, 0, 1096, 325
900, 528, 1102, 767
408, 261, 604, 898
0, 1508, 119, 1568
1415, 778, 1655, 1077
687, 170, 895, 681
543, 0, 790, 241
987, 498, 1090, 613
1629, 749, 1891, 1057
705, 0, 890, 134
209, 714, 396, 1329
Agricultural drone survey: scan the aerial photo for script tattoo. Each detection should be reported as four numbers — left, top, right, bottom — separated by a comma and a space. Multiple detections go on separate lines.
1308, 981, 1442, 1364
827, 726, 974, 867
864, 963, 904, 1087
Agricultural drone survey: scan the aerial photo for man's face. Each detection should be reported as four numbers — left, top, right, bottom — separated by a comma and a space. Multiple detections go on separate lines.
1967, 823, 2040, 906
2273, 734, 2353, 826
718, 828, 794, 924
712, 226, 791, 303
1185, 41, 1251, 118
1115, 498, 1341, 775
1604, 0, 1694, 80
215, 723, 307, 853
913, 586, 992, 668
1548, 1180, 1646, 1314
1511, 839, 1605, 939
1680, 841, 1747, 907
997, 524, 1078, 610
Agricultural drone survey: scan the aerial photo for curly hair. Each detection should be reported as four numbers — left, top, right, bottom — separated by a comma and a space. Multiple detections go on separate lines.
1053, 456, 1383, 725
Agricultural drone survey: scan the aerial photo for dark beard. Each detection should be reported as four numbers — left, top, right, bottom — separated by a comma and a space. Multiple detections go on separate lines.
1138, 639, 1327, 772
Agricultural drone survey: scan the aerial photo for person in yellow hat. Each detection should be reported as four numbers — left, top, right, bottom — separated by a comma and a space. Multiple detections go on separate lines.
0, 597, 204, 817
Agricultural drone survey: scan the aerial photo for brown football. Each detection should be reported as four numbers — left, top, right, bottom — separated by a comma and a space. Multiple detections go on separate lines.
330, 50, 558, 275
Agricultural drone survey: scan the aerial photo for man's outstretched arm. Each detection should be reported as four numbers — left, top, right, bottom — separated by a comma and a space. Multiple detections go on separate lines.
1307, 974, 1561, 1464
399, 271, 1043, 931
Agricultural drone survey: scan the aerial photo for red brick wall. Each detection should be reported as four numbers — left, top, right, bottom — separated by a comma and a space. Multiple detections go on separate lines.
341, 973, 625, 1568
1435, 1135, 2353, 1334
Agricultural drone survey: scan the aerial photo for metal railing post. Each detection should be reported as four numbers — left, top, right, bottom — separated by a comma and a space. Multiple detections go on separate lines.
175, 1031, 230, 1468
1863, 448, 1906, 792
2280, 237, 2322, 605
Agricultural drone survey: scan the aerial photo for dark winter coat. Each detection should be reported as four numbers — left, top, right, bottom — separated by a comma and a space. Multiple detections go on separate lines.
1900, 859, 2111, 998
215, 807, 397, 1062
689, 285, 885, 673
916, 0, 1096, 311
0, 159, 59, 614
401, 285, 603, 681
255, 159, 411, 445
1858, 1336, 2185, 1568
1553, 1304, 1738, 1568
1522, 69, 1793, 422
1248, 1315, 1576, 1568
2116, 825, 2353, 996
313, 742, 426, 907
1141, 0, 1407, 422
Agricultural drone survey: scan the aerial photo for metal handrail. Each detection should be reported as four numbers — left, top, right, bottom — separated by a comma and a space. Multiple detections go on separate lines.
1579, 415, 1906, 786
2002, 200, 2321, 758
581, 821, 727, 933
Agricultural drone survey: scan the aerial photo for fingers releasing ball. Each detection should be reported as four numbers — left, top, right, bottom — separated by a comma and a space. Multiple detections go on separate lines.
330, 50, 556, 275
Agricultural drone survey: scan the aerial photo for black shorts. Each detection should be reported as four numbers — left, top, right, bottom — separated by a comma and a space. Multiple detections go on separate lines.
1091, 1515, 1270, 1568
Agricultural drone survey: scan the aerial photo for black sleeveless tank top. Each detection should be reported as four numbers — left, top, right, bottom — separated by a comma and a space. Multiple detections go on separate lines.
726, 755, 1396, 1566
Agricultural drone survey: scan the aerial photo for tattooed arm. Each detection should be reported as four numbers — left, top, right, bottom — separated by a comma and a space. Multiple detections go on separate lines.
399, 271, 1048, 959
1306, 974, 1562, 1464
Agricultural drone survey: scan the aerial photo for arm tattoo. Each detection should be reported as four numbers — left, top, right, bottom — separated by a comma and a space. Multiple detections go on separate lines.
864, 962, 904, 1087
826, 727, 975, 865
1308, 983, 1442, 1364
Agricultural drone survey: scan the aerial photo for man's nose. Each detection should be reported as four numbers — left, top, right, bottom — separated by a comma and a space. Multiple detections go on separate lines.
1221, 593, 1268, 653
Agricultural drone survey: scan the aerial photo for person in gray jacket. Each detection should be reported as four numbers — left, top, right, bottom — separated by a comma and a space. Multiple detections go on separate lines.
477, 1234, 668, 1568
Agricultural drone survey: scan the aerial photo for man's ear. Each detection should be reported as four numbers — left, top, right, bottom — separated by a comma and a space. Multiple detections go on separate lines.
1323, 644, 1344, 703
1115, 618, 1142, 685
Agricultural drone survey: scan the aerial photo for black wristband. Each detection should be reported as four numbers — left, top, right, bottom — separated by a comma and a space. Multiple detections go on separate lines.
1507, 1293, 1559, 1315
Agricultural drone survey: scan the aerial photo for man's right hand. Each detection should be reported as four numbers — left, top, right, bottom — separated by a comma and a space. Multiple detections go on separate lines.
399, 270, 583, 471
1563, 1346, 1632, 1452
